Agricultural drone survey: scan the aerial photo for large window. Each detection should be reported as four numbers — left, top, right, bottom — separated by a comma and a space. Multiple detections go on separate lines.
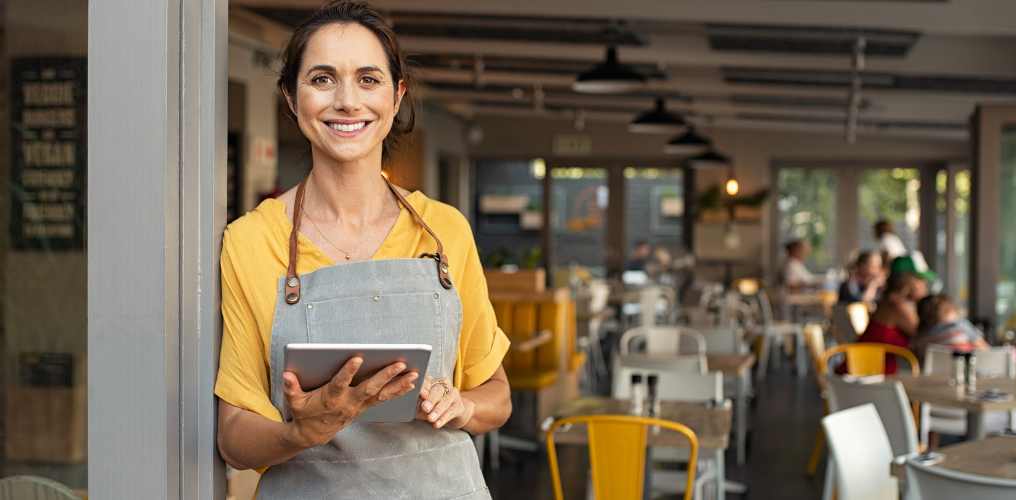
857, 168, 921, 257
778, 169, 838, 272
1, 0, 88, 493
999, 127, 1016, 332
552, 167, 608, 272
624, 167, 683, 266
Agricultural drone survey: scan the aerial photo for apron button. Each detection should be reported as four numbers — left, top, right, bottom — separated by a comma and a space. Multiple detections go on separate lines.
286, 277, 298, 287
307, 304, 313, 309
374, 295, 380, 301
286, 293, 298, 304
433, 293, 439, 299
441, 263, 449, 273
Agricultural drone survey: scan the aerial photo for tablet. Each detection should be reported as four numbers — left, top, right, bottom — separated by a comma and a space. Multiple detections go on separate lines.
281, 343, 432, 423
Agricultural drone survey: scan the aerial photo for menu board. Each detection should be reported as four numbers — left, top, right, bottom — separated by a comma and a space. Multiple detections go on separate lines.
10, 57, 87, 251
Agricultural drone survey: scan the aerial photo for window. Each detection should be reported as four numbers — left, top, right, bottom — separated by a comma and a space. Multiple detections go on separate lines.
857, 168, 921, 257
552, 167, 608, 271
778, 169, 838, 272
998, 127, 1016, 331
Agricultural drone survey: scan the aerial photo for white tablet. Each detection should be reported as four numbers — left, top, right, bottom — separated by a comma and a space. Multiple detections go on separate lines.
281, 343, 432, 423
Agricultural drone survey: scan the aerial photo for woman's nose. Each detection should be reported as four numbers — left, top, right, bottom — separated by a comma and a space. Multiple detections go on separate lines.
332, 81, 361, 111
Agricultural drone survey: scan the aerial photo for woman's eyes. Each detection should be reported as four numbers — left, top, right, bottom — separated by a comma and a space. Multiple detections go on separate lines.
311, 75, 334, 86
360, 75, 381, 85
308, 74, 382, 87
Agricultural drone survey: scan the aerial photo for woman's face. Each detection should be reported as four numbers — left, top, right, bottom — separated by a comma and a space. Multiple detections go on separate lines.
288, 23, 405, 165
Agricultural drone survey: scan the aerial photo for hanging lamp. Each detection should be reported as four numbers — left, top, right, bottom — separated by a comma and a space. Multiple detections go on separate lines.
628, 98, 687, 134
572, 46, 647, 94
686, 149, 730, 169
663, 127, 712, 155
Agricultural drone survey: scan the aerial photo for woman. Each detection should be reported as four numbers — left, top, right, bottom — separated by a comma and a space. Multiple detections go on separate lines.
214, 3, 510, 498
779, 240, 816, 292
856, 272, 928, 374
838, 251, 885, 304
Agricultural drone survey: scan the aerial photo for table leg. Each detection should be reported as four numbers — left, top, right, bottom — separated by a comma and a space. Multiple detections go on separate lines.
715, 448, 726, 500
966, 411, 987, 440
757, 333, 772, 381
795, 332, 808, 379
736, 372, 747, 466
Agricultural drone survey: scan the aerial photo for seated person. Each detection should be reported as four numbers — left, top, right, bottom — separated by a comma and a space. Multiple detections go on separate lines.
915, 294, 990, 361
875, 220, 907, 264
628, 240, 652, 271
838, 251, 885, 304
780, 239, 818, 292
855, 272, 928, 374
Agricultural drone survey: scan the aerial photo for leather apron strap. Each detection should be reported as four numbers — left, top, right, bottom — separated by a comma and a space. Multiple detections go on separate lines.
284, 176, 452, 305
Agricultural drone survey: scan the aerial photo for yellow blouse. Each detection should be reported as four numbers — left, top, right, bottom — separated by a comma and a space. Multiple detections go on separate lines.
214, 191, 509, 424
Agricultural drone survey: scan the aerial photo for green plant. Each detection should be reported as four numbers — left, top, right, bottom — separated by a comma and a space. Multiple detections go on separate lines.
519, 246, 543, 269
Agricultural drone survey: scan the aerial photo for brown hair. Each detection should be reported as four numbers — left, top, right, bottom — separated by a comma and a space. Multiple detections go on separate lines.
917, 294, 959, 331
883, 271, 920, 298
856, 250, 877, 268
874, 220, 893, 237
276, 1, 416, 161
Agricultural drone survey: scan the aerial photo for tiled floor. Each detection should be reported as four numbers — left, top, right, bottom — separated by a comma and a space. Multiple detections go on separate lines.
485, 359, 830, 500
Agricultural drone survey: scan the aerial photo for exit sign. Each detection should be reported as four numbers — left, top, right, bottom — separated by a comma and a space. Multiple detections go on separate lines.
552, 134, 591, 156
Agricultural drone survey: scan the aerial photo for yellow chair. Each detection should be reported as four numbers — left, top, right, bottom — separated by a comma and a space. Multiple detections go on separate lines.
546, 415, 698, 500
819, 343, 919, 377
845, 302, 871, 337
802, 322, 830, 477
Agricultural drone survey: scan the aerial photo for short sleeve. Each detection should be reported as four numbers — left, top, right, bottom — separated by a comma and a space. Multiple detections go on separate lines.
215, 229, 283, 422
450, 218, 510, 391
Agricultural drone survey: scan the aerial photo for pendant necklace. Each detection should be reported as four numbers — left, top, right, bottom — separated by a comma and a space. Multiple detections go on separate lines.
302, 183, 391, 260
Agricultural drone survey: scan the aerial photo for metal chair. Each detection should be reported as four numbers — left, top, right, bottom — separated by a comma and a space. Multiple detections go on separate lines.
547, 415, 698, 500
819, 343, 920, 377
802, 322, 832, 478
825, 375, 919, 457
821, 404, 900, 500
905, 456, 1016, 500
0, 476, 82, 500
619, 325, 706, 356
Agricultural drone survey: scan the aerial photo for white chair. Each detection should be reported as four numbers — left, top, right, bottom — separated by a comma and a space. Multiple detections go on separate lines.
687, 327, 747, 355
920, 345, 1014, 447
612, 354, 709, 393
619, 325, 706, 356
734, 278, 805, 380
0, 476, 81, 500
612, 369, 724, 500
905, 457, 1016, 500
577, 279, 612, 386
825, 375, 919, 457
822, 404, 900, 500
832, 304, 860, 343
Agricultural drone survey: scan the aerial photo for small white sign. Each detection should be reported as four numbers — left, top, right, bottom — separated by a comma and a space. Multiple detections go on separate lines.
552, 134, 591, 156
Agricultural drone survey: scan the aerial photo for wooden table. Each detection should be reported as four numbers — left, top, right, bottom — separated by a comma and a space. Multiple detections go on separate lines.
549, 396, 733, 499
708, 353, 756, 466
890, 435, 1016, 480
894, 375, 1016, 439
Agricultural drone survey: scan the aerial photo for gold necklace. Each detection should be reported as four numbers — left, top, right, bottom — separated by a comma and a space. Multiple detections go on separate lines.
302, 184, 390, 260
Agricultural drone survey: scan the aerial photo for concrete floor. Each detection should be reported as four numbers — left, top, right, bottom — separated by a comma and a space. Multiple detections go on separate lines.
484, 359, 830, 500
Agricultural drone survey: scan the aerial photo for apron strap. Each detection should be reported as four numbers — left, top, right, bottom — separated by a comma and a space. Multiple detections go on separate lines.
383, 176, 454, 290
284, 175, 452, 305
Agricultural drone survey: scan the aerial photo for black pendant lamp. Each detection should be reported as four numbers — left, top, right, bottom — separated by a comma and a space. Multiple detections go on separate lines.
663, 127, 712, 155
686, 149, 731, 169
572, 46, 647, 94
628, 98, 687, 134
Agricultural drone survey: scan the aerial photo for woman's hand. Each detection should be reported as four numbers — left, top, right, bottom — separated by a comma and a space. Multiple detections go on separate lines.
283, 356, 419, 448
415, 375, 475, 430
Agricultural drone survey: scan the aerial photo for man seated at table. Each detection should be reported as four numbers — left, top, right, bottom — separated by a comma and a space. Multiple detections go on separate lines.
838, 251, 885, 304
916, 294, 990, 362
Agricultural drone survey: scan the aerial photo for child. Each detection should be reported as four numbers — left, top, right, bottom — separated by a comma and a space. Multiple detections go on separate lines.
915, 294, 990, 361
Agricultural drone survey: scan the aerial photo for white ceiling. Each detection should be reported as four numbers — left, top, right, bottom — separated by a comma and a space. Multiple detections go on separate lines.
231, 0, 1016, 141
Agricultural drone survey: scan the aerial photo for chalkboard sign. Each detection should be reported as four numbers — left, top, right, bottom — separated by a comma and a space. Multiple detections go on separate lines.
10, 57, 87, 251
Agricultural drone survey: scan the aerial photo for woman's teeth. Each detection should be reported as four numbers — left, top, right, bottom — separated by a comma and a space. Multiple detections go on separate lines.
328, 122, 366, 132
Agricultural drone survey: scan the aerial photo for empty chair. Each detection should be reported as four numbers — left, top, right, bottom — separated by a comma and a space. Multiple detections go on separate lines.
619, 325, 706, 356
802, 322, 832, 478
820, 343, 920, 376
546, 415, 699, 500
684, 326, 746, 355
0, 476, 82, 500
821, 404, 899, 500
905, 457, 1016, 500
920, 344, 1014, 447
832, 304, 859, 343
825, 375, 919, 457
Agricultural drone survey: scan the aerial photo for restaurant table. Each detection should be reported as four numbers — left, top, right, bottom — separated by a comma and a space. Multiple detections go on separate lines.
890, 435, 1016, 480
894, 374, 1016, 439
708, 353, 756, 466
548, 396, 733, 500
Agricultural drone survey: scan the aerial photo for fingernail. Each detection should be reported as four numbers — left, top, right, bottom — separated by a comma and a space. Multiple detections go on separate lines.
284, 378, 291, 387
429, 412, 437, 421
409, 384, 415, 390
436, 420, 443, 427
423, 402, 432, 412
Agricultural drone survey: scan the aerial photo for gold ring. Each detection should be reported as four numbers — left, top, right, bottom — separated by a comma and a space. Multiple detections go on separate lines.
430, 379, 450, 394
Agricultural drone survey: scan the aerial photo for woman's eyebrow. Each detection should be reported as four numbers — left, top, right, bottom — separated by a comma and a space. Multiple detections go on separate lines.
358, 65, 383, 73
305, 64, 336, 76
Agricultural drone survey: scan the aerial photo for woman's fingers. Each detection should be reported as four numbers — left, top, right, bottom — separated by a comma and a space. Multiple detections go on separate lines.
372, 372, 419, 404
425, 379, 458, 427
354, 361, 408, 402
282, 371, 307, 409
420, 378, 450, 414
324, 356, 364, 400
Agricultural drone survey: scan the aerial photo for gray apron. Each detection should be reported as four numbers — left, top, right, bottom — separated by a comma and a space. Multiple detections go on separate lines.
257, 179, 491, 500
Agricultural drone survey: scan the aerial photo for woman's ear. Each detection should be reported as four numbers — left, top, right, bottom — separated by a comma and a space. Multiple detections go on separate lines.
282, 84, 298, 118
393, 80, 406, 111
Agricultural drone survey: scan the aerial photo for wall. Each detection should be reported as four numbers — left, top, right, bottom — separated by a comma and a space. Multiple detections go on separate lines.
468, 114, 968, 281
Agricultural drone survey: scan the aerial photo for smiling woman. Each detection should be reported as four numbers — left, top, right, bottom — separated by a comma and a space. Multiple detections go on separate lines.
214, 2, 511, 499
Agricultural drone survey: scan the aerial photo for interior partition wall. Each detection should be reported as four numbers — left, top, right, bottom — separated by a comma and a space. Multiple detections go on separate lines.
88, 0, 227, 498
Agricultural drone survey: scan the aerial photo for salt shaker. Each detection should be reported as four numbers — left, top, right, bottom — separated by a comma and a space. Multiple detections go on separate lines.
965, 353, 977, 392
951, 352, 965, 386
647, 374, 661, 434
630, 374, 645, 416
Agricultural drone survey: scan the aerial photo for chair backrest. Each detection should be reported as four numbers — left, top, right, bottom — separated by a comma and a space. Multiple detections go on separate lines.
832, 305, 859, 343
825, 375, 919, 456
0, 476, 81, 500
588, 279, 612, 314
612, 365, 722, 402
905, 457, 1016, 500
924, 344, 1013, 378
820, 344, 920, 376
687, 327, 745, 355
803, 322, 830, 394
846, 302, 871, 335
547, 414, 698, 500
821, 404, 900, 500
619, 325, 705, 356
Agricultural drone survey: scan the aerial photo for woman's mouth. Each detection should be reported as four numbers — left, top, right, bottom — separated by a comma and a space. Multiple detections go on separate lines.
328, 121, 367, 133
